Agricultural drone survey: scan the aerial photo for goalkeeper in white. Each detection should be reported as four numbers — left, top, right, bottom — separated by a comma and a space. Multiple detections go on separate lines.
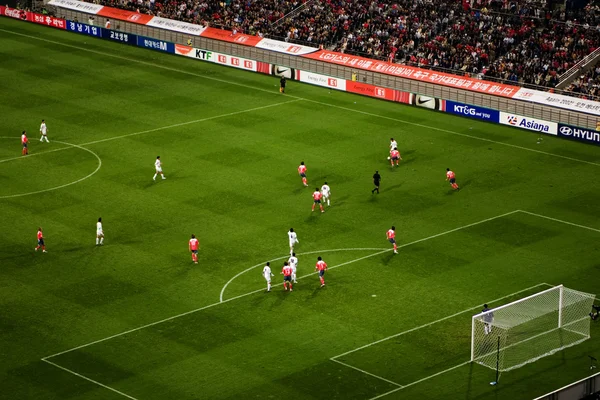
262, 262, 274, 292
482, 304, 494, 335
288, 228, 299, 255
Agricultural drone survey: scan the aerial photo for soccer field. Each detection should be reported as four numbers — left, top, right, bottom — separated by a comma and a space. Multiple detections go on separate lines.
1, 17, 599, 400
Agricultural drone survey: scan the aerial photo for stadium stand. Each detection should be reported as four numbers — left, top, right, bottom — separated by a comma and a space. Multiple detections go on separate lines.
86, 0, 600, 90
563, 60, 600, 98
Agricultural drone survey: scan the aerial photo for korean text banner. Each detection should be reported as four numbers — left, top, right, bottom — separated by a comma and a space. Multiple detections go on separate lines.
102, 28, 137, 45
446, 101, 500, 123
137, 36, 174, 53
302, 50, 519, 97
47, 0, 104, 14
513, 88, 600, 117
66, 20, 102, 37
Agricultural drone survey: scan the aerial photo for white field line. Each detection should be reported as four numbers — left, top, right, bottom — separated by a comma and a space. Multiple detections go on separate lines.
42, 359, 140, 400
518, 210, 600, 233
330, 358, 403, 388
43, 248, 389, 360
219, 248, 388, 302
0, 139, 102, 199
2, 28, 599, 168
366, 361, 471, 400
0, 100, 302, 164
44, 209, 519, 360
331, 282, 553, 360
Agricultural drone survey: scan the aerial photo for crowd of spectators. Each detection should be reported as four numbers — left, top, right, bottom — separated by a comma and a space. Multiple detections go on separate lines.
563, 61, 600, 98
84, 0, 600, 89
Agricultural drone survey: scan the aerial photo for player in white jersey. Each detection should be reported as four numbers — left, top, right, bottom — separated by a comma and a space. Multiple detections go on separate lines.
153, 156, 166, 181
96, 217, 104, 245
389, 138, 397, 151
321, 182, 331, 206
288, 253, 298, 283
288, 228, 299, 255
263, 262, 274, 291
39, 119, 49, 143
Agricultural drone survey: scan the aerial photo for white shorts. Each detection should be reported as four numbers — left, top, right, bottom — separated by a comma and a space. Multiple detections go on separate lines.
263, 275, 271, 283
155, 167, 162, 173
96, 230, 104, 236
322, 193, 330, 199
289, 240, 297, 248
291, 266, 297, 274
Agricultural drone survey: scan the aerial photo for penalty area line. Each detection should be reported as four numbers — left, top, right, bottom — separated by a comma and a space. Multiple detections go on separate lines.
42, 359, 139, 400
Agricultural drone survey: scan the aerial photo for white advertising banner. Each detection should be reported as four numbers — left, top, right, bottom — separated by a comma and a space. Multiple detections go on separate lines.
499, 112, 558, 135
145, 17, 206, 36
174, 45, 257, 72
512, 88, 600, 117
298, 71, 346, 91
48, 0, 104, 14
255, 39, 319, 56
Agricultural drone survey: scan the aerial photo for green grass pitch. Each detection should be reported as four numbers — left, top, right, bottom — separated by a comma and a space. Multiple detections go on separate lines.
1, 17, 599, 400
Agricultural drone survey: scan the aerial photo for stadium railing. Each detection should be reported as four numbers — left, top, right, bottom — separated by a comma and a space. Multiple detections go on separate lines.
47, 6, 600, 131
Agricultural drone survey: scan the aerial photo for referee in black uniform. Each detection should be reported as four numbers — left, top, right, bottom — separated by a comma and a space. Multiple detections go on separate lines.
372, 170, 381, 194
280, 76, 286, 93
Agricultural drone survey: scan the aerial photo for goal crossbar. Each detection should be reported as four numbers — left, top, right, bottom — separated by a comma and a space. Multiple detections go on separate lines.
470, 285, 595, 372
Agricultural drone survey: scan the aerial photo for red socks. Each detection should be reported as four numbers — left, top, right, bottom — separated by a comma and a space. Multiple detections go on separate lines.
319, 277, 324, 285
302, 177, 307, 185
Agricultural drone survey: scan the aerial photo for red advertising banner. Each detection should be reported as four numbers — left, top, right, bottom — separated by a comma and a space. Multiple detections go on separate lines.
0, 6, 66, 29
200, 27, 262, 46
345, 81, 409, 104
30, 12, 66, 29
96, 7, 153, 24
0, 5, 28, 20
304, 51, 519, 98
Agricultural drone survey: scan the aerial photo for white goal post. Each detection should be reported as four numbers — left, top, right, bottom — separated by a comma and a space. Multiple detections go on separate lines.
471, 285, 596, 373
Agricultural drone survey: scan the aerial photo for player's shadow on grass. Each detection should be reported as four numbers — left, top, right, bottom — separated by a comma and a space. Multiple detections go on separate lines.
380, 252, 396, 265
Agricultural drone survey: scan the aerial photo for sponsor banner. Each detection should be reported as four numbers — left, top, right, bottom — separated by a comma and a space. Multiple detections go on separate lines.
48, 0, 104, 14
137, 36, 174, 53
96, 7, 153, 24
303, 50, 518, 97
67, 20, 102, 37
0, 5, 28, 19
557, 123, 600, 145
499, 112, 557, 135
513, 88, 600, 117
345, 81, 409, 103
200, 27, 262, 46
31, 13, 66, 29
410, 93, 445, 111
0, 6, 67, 28
145, 16, 206, 36
297, 71, 346, 91
175, 45, 257, 72
271, 65, 296, 80
102, 28, 136, 45
445, 101, 499, 123
256, 61, 270, 75
255, 39, 319, 56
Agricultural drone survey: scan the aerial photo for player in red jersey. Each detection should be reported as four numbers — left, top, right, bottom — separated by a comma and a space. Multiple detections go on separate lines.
389, 147, 402, 167
446, 168, 460, 190
387, 226, 398, 254
21, 131, 29, 156
298, 161, 308, 187
189, 234, 199, 264
281, 261, 293, 291
315, 256, 327, 287
34, 227, 47, 253
312, 188, 324, 213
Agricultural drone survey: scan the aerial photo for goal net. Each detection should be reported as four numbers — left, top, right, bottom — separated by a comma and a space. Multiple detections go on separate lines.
471, 285, 595, 373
